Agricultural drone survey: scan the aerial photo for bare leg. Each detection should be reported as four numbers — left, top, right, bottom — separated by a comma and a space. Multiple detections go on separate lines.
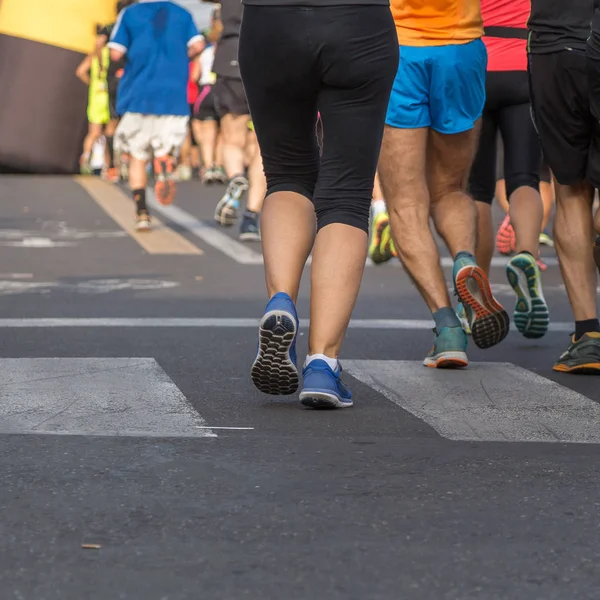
427, 125, 480, 258
379, 126, 450, 312
510, 185, 543, 255
553, 179, 597, 321
541, 180, 555, 231
129, 157, 147, 190
82, 123, 103, 159
495, 179, 509, 213
220, 114, 250, 177
246, 132, 266, 214
261, 192, 315, 302
192, 119, 218, 168
309, 224, 367, 356
475, 202, 494, 275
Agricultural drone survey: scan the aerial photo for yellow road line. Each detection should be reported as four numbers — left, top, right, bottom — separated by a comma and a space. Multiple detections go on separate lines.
75, 177, 203, 255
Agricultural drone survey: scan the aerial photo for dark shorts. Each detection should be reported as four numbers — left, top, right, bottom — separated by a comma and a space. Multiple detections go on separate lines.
193, 85, 220, 122
213, 77, 249, 118
469, 70, 542, 204
529, 50, 600, 188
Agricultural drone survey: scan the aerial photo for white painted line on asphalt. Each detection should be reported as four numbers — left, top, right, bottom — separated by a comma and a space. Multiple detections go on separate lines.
196, 426, 255, 430
0, 318, 575, 331
0, 358, 216, 438
345, 360, 600, 444
147, 191, 263, 264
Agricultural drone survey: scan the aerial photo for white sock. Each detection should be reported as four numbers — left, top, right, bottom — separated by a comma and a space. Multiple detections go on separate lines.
304, 353, 338, 371
371, 199, 387, 216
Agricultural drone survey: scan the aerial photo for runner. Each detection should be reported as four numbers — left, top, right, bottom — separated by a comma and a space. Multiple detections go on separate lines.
192, 16, 227, 185
76, 46, 110, 175
378, 0, 509, 368
240, 1, 398, 408
466, 0, 549, 340
204, 0, 251, 228
107, 0, 205, 231
96, 0, 134, 182
529, 0, 600, 372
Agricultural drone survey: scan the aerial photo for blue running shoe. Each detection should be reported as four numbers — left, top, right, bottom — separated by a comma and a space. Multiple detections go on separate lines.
423, 326, 469, 368
299, 359, 353, 409
506, 252, 549, 339
251, 292, 299, 395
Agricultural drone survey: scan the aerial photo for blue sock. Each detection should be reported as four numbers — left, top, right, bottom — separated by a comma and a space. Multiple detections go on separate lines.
433, 307, 462, 331
454, 251, 476, 262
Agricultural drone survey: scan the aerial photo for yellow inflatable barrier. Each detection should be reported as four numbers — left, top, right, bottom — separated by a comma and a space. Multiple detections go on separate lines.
0, 0, 115, 173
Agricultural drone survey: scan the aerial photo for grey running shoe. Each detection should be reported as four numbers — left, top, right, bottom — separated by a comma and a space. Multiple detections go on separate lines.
239, 211, 261, 241
214, 175, 248, 227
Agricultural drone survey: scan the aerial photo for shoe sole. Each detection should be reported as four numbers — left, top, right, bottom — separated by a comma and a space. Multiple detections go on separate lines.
299, 390, 353, 409
455, 265, 510, 349
553, 362, 600, 374
506, 256, 549, 339
239, 232, 261, 242
251, 310, 299, 395
214, 197, 239, 227
135, 221, 151, 232
423, 351, 469, 369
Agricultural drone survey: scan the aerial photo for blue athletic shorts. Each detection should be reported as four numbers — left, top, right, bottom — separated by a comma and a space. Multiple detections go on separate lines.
385, 39, 487, 134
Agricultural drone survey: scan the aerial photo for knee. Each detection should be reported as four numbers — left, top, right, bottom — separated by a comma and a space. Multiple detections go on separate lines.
505, 174, 540, 198
314, 195, 370, 233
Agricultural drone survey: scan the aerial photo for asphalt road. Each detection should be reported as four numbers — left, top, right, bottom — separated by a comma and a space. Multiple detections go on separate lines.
0, 175, 599, 600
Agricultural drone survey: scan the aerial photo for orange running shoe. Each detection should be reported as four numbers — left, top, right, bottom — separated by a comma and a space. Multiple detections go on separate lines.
154, 156, 176, 205
496, 215, 516, 256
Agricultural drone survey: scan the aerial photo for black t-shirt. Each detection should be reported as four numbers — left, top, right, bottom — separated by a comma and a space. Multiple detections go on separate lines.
212, 0, 243, 79
528, 0, 593, 54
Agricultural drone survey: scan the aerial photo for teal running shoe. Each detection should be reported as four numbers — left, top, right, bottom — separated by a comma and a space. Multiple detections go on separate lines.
423, 326, 469, 369
453, 254, 509, 349
506, 252, 549, 339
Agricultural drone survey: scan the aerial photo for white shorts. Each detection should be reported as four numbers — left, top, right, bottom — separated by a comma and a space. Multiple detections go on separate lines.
115, 113, 189, 161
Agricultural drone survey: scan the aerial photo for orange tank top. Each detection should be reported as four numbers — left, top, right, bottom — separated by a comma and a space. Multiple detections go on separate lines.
391, 0, 484, 46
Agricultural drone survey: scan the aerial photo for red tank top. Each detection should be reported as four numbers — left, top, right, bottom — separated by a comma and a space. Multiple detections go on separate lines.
481, 0, 529, 72
187, 62, 199, 104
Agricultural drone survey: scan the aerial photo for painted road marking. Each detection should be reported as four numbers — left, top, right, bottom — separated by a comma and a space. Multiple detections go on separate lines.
76, 177, 203, 255
0, 279, 179, 296
345, 360, 600, 444
0, 318, 575, 331
147, 190, 262, 263
0, 358, 215, 438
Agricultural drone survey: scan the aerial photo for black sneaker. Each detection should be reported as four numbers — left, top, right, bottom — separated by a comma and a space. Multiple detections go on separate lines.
553, 332, 600, 374
594, 236, 600, 276
239, 212, 261, 242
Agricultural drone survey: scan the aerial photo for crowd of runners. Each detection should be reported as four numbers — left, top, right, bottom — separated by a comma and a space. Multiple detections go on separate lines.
76, 0, 600, 408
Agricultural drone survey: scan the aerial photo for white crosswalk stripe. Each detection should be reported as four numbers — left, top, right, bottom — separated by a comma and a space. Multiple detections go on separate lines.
0, 358, 216, 438
345, 360, 600, 444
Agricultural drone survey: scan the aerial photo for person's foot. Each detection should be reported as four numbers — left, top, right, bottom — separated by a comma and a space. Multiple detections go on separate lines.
213, 166, 228, 184
299, 360, 353, 409
456, 302, 471, 335
214, 175, 248, 226
201, 167, 216, 185
154, 156, 176, 205
135, 210, 151, 232
79, 156, 92, 175
369, 212, 396, 264
553, 332, 600, 374
539, 230, 554, 247
239, 211, 261, 242
423, 326, 469, 368
506, 252, 549, 339
251, 292, 299, 395
454, 254, 510, 349
496, 215, 516, 256
594, 236, 600, 276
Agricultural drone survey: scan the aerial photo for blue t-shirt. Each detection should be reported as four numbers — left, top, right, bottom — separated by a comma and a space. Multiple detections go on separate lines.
108, 0, 203, 116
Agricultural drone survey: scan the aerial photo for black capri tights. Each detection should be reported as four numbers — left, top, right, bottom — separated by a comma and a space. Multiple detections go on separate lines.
238, 5, 398, 233
469, 70, 542, 204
